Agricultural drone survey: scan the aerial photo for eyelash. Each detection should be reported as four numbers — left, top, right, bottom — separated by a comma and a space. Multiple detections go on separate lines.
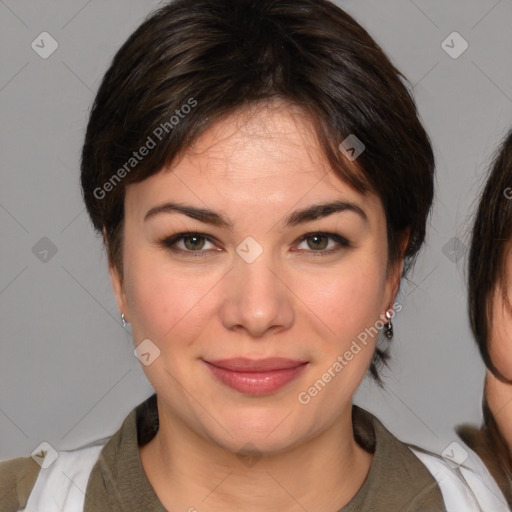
158, 232, 351, 258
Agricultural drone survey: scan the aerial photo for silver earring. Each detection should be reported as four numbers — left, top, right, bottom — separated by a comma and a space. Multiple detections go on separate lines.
121, 313, 128, 328
384, 310, 393, 339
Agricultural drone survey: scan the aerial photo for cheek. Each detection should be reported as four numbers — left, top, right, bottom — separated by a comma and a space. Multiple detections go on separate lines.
290, 262, 389, 406
291, 262, 389, 386
123, 249, 219, 345
301, 261, 387, 331
122, 237, 389, 358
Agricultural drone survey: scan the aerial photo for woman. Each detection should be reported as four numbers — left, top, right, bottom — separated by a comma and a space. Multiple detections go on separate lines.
0, 0, 507, 510
458, 129, 512, 505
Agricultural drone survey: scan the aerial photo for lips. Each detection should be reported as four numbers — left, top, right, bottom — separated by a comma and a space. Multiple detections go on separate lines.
203, 357, 308, 395
207, 357, 307, 372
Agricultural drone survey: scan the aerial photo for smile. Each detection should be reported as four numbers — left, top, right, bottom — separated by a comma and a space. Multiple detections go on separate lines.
202, 358, 309, 396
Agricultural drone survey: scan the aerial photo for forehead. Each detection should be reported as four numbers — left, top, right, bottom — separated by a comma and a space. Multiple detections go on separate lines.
124, 102, 383, 225
183, 102, 330, 180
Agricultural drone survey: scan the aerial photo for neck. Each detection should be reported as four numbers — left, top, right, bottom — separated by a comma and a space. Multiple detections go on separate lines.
139, 399, 373, 512
486, 372, 512, 459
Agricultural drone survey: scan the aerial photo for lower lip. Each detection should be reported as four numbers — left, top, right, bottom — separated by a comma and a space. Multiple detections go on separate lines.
203, 362, 308, 396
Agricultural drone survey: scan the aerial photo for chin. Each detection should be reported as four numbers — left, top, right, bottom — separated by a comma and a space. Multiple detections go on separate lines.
201, 409, 306, 456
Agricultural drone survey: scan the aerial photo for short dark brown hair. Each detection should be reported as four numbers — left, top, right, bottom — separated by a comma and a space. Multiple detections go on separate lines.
468, 129, 512, 381
80, 0, 435, 382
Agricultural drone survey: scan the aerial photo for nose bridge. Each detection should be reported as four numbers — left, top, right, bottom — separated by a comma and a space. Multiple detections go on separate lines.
220, 235, 294, 336
234, 236, 282, 308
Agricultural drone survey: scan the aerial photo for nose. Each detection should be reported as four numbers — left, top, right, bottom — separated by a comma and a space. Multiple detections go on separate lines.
220, 246, 295, 338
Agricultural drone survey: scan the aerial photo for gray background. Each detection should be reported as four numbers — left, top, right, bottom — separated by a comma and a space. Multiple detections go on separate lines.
1, 0, 512, 462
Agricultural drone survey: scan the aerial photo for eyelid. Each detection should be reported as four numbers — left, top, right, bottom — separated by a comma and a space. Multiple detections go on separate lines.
158, 231, 351, 257
159, 232, 219, 256
295, 232, 351, 251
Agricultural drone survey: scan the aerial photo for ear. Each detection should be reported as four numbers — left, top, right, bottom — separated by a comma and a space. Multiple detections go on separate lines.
109, 262, 129, 320
386, 229, 410, 306
103, 227, 129, 321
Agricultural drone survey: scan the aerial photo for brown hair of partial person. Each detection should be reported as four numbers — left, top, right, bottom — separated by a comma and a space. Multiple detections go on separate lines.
468, 129, 512, 382
80, 0, 435, 383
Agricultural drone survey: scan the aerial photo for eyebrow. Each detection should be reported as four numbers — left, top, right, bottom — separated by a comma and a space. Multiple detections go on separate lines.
144, 200, 367, 228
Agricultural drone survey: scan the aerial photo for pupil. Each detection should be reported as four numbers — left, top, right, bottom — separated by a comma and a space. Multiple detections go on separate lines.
309, 234, 327, 250
185, 235, 203, 250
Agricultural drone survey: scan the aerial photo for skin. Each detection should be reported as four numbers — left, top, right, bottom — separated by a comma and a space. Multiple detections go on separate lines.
109, 101, 406, 512
486, 247, 512, 456
486, 372, 512, 457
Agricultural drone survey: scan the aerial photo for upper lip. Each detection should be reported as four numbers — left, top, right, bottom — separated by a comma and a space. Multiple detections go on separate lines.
204, 357, 308, 372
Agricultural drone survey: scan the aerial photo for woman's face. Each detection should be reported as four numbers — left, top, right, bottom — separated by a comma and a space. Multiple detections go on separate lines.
489, 246, 512, 379
111, 103, 403, 455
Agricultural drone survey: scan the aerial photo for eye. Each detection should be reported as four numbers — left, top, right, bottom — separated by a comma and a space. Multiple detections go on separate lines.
294, 232, 351, 256
159, 231, 351, 258
160, 232, 218, 257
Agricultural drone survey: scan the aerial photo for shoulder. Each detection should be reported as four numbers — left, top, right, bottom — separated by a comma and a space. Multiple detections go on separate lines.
0, 439, 109, 512
409, 442, 510, 512
0, 456, 41, 512
457, 421, 512, 506
353, 407, 456, 510
358, 405, 509, 511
